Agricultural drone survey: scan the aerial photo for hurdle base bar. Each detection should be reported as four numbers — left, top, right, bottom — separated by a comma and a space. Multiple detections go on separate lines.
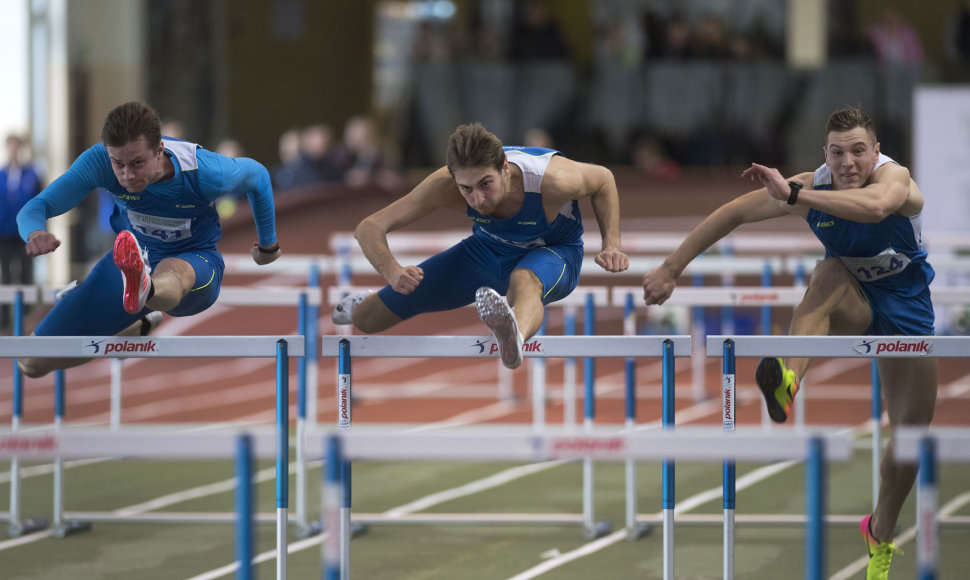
52, 520, 91, 538
7, 517, 48, 537
583, 520, 613, 541
632, 513, 948, 526
297, 519, 369, 539
625, 522, 653, 541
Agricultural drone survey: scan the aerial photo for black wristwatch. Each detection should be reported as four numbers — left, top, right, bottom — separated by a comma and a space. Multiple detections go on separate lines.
258, 243, 280, 254
786, 181, 803, 205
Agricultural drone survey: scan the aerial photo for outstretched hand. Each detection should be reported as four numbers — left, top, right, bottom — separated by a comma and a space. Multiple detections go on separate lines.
595, 249, 629, 273
642, 265, 677, 305
389, 265, 424, 295
741, 163, 789, 202
25, 231, 61, 257
251, 243, 281, 265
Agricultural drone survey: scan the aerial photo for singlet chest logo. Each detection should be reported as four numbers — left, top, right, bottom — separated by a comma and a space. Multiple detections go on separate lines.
517, 221, 537, 225
175, 204, 196, 209
119, 194, 141, 201
469, 216, 491, 224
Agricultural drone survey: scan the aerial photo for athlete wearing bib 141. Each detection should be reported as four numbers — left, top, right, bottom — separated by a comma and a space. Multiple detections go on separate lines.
332, 123, 629, 369
642, 107, 936, 580
17, 101, 280, 379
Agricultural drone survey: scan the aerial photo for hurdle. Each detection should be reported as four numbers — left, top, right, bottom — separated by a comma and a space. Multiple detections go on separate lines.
0, 335, 303, 580
1, 284, 323, 538
895, 427, 970, 580
0, 427, 282, 580
322, 427, 855, 580
322, 334, 690, 544
706, 335, 970, 580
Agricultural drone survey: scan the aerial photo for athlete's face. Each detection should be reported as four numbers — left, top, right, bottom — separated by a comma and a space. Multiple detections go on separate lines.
823, 127, 880, 191
106, 137, 166, 193
453, 162, 509, 215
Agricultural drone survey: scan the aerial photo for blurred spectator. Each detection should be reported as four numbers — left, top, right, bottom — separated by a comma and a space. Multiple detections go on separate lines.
0, 134, 43, 329
341, 116, 402, 191
470, 21, 504, 61
867, 7, 923, 67
161, 119, 185, 140
690, 14, 731, 59
660, 17, 693, 59
523, 127, 554, 149
641, 9, 667, 60
412, 21, 453, 65
275, 124, 349, 190
945, 0, 970, 80
302, 124, 349, 184
215, 138, 245, 158
271, 127, 306, 189
596, 18, 643, 67
510, 0, 570, 62
632, 136, 681, 182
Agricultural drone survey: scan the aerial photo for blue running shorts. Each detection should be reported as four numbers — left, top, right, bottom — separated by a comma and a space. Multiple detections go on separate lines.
858, 281, 935, 336
35, 247, 224, 336
377, 235, 583, 321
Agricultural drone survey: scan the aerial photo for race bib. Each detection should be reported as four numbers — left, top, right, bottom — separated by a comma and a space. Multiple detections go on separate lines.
840, 248, 910, 282
127, 210, 192, 243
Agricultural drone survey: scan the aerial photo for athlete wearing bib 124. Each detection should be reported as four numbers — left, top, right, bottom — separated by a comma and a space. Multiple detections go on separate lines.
807, 153, 935, 335
377, 146, 584, 320
17, 138, 277, 336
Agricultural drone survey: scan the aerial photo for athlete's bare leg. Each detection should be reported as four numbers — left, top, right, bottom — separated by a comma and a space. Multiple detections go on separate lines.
785, 258, 872, 379
506, 268, 544, 341
870, 356, 937, 542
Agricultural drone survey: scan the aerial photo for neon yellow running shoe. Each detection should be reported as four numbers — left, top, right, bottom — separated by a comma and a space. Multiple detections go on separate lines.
754, 357, 799, 423
860, 514, 903, 580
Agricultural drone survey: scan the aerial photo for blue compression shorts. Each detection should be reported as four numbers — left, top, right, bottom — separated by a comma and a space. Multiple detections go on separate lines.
377, 235, 583, 321
34, 247, 224, 336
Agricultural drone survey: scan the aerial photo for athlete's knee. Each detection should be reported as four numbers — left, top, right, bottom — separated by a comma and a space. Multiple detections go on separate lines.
17, 357, 48, 379
352, 301, 398, 334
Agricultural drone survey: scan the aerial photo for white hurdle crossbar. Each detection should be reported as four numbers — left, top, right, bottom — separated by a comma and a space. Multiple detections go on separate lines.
322, 335, 690, 548
322, 427, 854, 580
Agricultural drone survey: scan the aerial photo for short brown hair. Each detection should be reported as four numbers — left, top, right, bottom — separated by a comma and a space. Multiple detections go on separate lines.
825, 106, 877, 144
101, 101, 162, 149
445, 123, 505, 176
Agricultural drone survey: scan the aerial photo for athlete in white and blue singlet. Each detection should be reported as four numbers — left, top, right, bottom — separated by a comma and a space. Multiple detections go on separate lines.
332, 122, 629, 369
17, 101, 280, 378
642, 106, 935, 578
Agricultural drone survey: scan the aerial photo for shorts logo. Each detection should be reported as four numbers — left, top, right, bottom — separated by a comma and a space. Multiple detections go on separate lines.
816, 220, 835, 228
853, 338, 931, 356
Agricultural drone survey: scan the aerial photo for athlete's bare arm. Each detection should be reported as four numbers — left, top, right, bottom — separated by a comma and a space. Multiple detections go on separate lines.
539, 156, 629, 272
744, 162, 915, 222
354, 166, 465, 293
643, 181, 800, 305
